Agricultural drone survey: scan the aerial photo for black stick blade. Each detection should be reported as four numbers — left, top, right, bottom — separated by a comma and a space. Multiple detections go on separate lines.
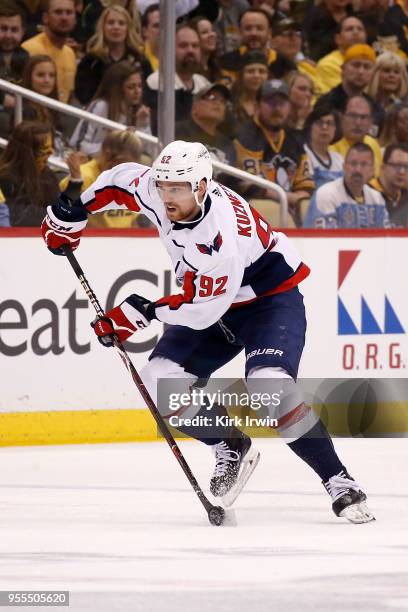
208, 506, 225, 526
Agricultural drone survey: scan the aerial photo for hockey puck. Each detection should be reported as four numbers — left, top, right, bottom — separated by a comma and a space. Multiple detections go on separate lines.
208, 506, 225, 526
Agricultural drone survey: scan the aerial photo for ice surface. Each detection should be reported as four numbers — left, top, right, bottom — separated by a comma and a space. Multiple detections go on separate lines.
0, 438, 407, 611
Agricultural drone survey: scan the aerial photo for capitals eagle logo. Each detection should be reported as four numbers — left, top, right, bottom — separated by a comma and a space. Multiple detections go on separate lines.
196, 231, 223, 255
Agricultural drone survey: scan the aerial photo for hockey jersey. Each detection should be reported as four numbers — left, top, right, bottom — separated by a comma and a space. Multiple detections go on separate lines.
304, 177, 390, 229
79, 163, 310, 330
235, 120, 315, 194
304, 144, 343, 189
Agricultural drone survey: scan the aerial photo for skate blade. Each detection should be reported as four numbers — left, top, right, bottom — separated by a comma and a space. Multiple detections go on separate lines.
339, 501, 376, 524
221, 447, 260, 508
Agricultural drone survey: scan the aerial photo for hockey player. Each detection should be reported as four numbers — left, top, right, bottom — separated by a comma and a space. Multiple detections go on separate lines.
41, 140, 374, 523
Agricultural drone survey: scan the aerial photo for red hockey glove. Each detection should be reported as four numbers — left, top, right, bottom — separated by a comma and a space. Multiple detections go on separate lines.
91, 294, 156, 347
41, 195, 88, 255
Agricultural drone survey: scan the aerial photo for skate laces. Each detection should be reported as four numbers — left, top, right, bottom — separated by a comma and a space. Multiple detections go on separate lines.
325, 471, 363, 502
212, 441, 240, 477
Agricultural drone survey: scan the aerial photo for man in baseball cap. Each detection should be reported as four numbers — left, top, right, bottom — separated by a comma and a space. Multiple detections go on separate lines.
235, 78, 314, 223
256, 79, 290, 102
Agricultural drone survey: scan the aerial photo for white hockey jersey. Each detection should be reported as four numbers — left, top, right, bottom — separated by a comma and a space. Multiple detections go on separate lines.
80, 162, 310, 330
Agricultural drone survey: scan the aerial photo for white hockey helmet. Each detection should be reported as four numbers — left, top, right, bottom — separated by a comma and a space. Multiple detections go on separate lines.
152, 140, 213, 199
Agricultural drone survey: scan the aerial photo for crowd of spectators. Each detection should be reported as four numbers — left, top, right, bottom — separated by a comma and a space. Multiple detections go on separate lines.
0, 0, 408, 229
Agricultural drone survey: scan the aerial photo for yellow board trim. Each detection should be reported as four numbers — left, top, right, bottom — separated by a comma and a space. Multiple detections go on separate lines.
0, 402, 407, 447
0, 409, 159, 447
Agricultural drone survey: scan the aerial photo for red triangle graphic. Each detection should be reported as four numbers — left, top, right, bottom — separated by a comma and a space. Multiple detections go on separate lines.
338, 250, 360, 289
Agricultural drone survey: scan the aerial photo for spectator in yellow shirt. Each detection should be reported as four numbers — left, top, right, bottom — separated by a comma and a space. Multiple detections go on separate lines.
22, 0, 77, 103
330, 94, 382, 174
317, 16, 367, 94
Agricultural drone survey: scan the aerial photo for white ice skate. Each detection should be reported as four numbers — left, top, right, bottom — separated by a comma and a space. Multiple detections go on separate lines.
324, 470, 375, 524
209, 434, 260, 508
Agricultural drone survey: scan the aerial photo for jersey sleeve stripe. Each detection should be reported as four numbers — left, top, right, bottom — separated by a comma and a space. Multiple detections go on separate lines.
155, 270, 197, 311
85, 186, 140, 213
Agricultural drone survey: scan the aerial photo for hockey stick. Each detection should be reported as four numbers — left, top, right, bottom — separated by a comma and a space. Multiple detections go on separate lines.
62, 246, 225, 526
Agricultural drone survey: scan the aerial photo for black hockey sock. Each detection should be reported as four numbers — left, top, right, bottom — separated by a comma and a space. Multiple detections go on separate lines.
287, 419, 345, 482
172, 402, 237, 446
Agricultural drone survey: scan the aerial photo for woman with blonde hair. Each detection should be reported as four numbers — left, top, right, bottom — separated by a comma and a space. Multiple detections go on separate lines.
368, 52, 408, 111
81, 0, 142, 43
75, 4, 148, 106
287, 71, 314, 130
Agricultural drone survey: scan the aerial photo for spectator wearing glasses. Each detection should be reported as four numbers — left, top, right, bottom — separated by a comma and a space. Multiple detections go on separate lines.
305, 142, 389, 228
370, 143, 408, 227
303, 104, 344, 188
318, 44, 383, 136
330, 95, 382, 174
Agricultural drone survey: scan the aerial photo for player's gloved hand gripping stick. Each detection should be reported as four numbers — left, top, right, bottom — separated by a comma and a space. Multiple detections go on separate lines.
61, 245, 226, 527
91, 294, 155, 347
